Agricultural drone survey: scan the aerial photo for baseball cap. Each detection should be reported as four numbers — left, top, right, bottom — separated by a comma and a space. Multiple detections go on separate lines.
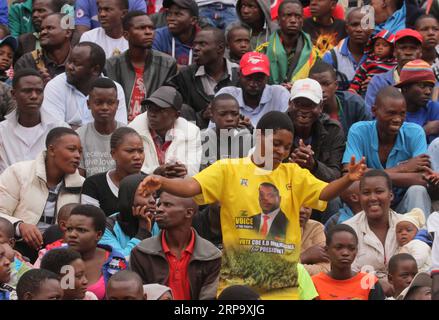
373, 29, 395, 44
0, 35, 18, 52
240, 52, 270, 77
395, 28, 423, 45
163, 0, 199, 17
397, 272, 432, 300
394, 59, 436, 88
289, 78, 323, 104
141, 86, 183, 111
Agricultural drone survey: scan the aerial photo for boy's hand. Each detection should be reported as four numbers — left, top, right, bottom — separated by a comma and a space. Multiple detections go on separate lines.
139, 175, 162, 197
347, 156, 367, 181
423, 166, 439, 186
396, 154, 431, 173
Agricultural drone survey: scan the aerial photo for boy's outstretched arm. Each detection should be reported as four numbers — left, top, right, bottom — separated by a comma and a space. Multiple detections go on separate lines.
319, 156, 366, 202
138, 175, 202, 198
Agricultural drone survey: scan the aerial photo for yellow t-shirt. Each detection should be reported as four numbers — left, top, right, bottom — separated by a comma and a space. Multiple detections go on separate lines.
193, 158, 328, 300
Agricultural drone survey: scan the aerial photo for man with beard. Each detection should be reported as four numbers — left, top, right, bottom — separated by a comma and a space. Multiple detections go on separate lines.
153, 0, 200, 68
105, 11, 177, 122
215, 51, 289, 128
15, 13, 72, 85
168, 27, 239, 129
41, 42, 127, 128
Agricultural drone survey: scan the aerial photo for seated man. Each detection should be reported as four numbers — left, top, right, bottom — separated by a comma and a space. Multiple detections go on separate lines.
168, 27, 239, 129
343, 86, 431, 217
152, 0, 201, 67
395, 59, 439, 144
74, 0, 146, 39
322, 7, 371, 83
105, 11, 177, 122
128, 86, 201, 177
365, 28, 423, 114
79, 0, 129, 59
309, 60, 371, 136
0, 69, 68, 173
15, 0, 69, 61
15, 13, 72, 85
302, 0, 346, 56
256, 0, 319, 87
41, 42, 128, 129
288, 78, 345, 183
130, 191, 222, 300
215, 51, 290, 128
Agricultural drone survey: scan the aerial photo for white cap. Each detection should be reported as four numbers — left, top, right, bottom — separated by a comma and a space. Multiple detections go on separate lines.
289, 78, 323, 104
396, 272, 432, 300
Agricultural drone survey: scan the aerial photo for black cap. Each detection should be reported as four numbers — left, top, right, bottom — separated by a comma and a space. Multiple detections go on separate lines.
163, 0, 199, 17
141, 86, 183, 111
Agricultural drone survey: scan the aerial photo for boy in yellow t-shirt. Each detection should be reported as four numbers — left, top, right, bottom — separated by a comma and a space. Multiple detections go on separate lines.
138, 109, 366, 300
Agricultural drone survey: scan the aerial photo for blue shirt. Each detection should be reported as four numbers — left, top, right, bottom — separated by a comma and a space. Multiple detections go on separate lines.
374, 2, 406, 35
214, 85, 290, 127
152, 27, 195, 66
406, 101, 439, 143
364, 68, 396, 115
343, 120, 427, 204
322, 37, 367, 81
75, 0, 146, 29
343, 120, 427, 168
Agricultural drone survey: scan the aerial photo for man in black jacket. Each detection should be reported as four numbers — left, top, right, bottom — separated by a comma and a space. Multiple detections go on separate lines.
168, 27, 239, 128
288, 78, 346, 224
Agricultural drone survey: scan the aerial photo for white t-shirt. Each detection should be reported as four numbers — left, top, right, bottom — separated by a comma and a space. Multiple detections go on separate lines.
15, 123, 45, 147
79, 27, 129, 59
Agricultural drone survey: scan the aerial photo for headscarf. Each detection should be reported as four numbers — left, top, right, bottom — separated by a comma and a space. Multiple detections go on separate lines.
117, 173, 147, 238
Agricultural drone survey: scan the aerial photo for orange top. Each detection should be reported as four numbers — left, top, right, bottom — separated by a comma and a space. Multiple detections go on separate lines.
312, 272, 379, 300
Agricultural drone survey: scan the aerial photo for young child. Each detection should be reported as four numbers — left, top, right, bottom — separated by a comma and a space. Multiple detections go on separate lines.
0, 218, 32, 288
76, 77, 125, 177
302, 0, 347, 56
349, 30, 397, 96
201, 93, 253, 170
387, 253, 418, 299
0, 34, 17, 85
225, 24, 251, 64
397, 272, 432, 300
143, 283, 173, 300
16, 269, 63, 300
395, 209, 432, 272
43, 203, 78, 248
106, 270, 147, 300
40, 248, 98, 300
0, 243, 13, 300
312, 224, 385, 300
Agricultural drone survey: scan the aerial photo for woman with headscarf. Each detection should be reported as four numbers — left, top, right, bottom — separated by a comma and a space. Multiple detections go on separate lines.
99, 173, 159, 258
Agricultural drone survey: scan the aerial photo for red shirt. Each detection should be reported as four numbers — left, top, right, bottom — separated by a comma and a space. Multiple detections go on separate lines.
128, 66, 145, 122
150, 129, 172, 165
161, 230, 195, 300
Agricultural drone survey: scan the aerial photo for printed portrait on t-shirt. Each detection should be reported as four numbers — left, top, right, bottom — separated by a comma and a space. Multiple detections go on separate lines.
251, 182, 288, 241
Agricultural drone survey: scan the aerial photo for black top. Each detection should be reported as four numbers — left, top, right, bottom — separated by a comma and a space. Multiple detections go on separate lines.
302, 18, 347, 54
81, 172, 119, 217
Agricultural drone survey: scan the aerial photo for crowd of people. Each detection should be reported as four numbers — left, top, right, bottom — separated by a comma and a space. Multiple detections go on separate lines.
1, 0, 439, 301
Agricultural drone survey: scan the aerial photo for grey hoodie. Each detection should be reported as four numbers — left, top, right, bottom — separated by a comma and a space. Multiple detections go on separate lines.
236, 0, 278, 50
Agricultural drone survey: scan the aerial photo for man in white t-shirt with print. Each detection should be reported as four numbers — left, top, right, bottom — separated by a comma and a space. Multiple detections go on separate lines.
79, 0, 129, 58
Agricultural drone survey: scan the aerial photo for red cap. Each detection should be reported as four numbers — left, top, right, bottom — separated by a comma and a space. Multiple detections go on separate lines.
240, 52, 270, 77
395, 28, 423, 44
